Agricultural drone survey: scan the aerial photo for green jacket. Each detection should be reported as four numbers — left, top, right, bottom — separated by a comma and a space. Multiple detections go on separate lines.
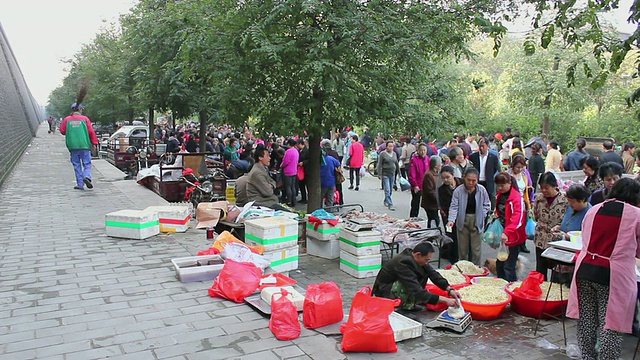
60, 113, 98, 150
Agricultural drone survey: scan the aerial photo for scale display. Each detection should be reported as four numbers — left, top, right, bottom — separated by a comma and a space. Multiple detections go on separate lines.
541, 247, 576, 264
343, 218, 374, 232
426, 310, 472, 333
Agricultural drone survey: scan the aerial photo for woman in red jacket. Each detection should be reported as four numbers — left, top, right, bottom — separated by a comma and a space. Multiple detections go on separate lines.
494, 172, 527, 281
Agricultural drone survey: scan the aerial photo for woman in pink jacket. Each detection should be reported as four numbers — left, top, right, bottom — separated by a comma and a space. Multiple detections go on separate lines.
494, 172, 527, 282
567, 178, 640, 360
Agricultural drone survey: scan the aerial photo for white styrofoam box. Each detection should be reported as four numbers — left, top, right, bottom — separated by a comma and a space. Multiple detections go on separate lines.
144, 205, 191, 233
245, 216, 299, 251
263, 246, 299, 273
389, 312, 423, 341
339, 250, 381, 279
260, 286, 304, 310
307, 237, 340, 259
171, 255, 225, 282
105, 210, 160, 240
339, 228, 381, 256
306, 219, 341, 241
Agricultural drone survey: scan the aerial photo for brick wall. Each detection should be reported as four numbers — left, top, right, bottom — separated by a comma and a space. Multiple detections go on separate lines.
0, 23, 42, 188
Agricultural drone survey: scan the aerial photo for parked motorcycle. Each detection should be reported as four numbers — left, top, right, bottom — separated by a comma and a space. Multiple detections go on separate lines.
182, 168, 227, 209
124, 145, 153, 179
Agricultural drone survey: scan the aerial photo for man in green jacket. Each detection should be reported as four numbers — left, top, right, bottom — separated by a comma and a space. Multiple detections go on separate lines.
59, 103, 99, 190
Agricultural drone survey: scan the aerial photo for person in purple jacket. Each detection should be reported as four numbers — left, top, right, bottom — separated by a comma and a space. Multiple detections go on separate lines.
280, 139, 299, 206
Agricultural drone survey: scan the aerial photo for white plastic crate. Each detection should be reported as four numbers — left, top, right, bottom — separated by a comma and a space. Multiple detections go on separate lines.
339, 250, 381, 279
305, 219, 341, 241
307, 237, 340, 259
144, 205, 191, 233
171, 255, 225, 282
263, 246, 299, 273
339, 228, 381, 256
105, 210, 159, 240
343, 312, 423, 342
389, 312, 423, 341
245, 216, 299, 251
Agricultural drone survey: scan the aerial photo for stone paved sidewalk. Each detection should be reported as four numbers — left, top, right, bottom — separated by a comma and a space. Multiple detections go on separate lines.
1, 124, 639, 359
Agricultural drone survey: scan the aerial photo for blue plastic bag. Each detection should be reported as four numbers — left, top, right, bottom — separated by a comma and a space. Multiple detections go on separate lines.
482, 219, 503, 248
399, 177, 411, 191
526, 217, 536, 237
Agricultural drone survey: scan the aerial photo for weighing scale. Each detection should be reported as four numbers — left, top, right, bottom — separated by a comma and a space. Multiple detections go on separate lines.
426, 310, 472, 333
541, 247, 576, 264
343, 218, 375, 232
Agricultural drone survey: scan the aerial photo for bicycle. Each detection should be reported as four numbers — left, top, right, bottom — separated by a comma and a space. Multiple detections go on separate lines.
366, 151, 378, 176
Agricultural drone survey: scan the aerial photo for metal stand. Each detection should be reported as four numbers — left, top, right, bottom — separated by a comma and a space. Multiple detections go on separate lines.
533, 263, 569, 346
381, 227, 444, 266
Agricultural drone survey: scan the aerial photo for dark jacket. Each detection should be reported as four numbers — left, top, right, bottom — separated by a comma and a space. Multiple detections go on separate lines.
469, 151, 500, 196
599, 150, 624, 167
421, 170, 439, 211
372, 248, 449, 305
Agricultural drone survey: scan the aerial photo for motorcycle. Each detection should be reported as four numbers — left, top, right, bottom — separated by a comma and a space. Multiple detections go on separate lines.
124, 145, 153, 179
182, 168, 227, 209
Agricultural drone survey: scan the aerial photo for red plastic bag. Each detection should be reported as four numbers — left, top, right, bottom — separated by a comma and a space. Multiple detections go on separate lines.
297, 165, 305, 181
514, 271, 544, 299
269, 288, 301, 340
197, 247, 220, 256
303, 282, 344, 329
340, 286, 400, 353
208, 259, 261, 303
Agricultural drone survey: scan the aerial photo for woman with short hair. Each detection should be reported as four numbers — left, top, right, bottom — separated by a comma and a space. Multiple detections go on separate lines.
545, 140, 563, 172
533, 172, 569, 280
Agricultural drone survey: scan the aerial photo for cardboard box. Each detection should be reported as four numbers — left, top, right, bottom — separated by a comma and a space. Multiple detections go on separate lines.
307, 237, 340, 259
263, 246, 299, 273
339, 250, 381, 279
245, 216, 299, 251
105, 210, 159, 240
144, 205, 191, 233
305, 220, 341, 241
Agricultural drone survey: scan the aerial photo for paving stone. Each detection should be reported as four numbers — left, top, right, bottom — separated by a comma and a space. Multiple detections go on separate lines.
272, 345, 306, 359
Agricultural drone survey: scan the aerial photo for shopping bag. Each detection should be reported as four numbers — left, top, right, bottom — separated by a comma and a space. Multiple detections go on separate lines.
482, 218, 503, 248
399, 177, 411, 191
513, 271, 544, 299
269, 288, 301, 340
208, 259, 262, 302
303, 282, 344, 329
335, 166, 345, 184
359, 165, 366, 178
526, 217, 536, 238
340, 286, 400, 353
297, 165, 305, 181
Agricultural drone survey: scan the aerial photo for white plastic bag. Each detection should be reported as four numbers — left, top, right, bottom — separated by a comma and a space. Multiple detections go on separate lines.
359, 166, 366, 178
221, 242, 270, 270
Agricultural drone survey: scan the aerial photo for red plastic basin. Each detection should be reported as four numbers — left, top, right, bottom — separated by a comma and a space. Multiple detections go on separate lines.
445, 264, 490, 278
460, 293, 512, 321
505, 284, 568, 319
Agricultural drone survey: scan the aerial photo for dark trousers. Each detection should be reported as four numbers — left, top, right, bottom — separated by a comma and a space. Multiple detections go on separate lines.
497, 244, 520, 282
425, 209, 440, 228
410, 190, 421, 218
349, 167, 360, 187
535, 247, 550, 281
299, 177, 307, 202
479, 180, 496, 209
400, 166, 408, 179
283, 175, 297, 206
445, 229, 458, 264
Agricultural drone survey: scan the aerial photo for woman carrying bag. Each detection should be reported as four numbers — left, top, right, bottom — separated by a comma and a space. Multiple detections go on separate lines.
494, 172, 527, 282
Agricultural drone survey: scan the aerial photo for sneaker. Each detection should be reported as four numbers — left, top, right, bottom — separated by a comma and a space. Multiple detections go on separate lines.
73, 186, 84, 190
389, 205, 396, 211
348, 186, 354, 190
393, 185, 398, 191
83, 178, 93, 189
354, 187, 359, 191
384, 201, 389, 207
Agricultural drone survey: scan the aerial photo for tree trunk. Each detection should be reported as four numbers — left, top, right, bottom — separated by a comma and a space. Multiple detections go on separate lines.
148, 106, 155, 143
542, 95, 551, 135
306, 133, 322, 213
199, 110, 208, 152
